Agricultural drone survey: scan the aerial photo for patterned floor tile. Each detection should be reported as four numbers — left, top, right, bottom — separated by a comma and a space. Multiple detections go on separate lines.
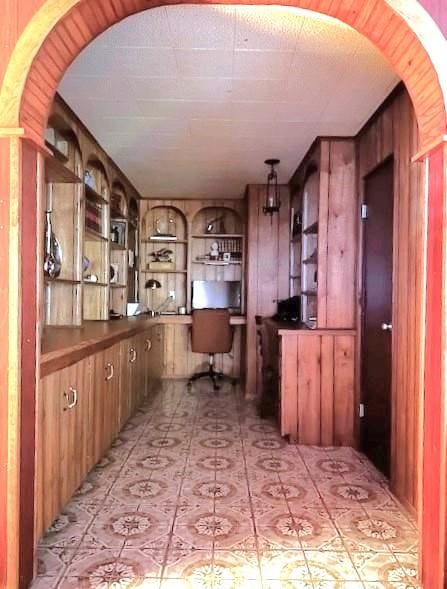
33, 382, 420, 588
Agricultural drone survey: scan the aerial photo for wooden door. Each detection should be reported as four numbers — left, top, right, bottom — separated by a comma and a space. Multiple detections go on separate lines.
102, 344, 121, 447
119, 337, 136, 426
361, 158, 394, 476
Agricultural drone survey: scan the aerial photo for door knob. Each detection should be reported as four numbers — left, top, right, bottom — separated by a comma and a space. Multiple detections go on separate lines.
381, 322, 392, 331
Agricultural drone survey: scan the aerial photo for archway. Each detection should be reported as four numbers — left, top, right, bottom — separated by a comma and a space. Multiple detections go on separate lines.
0, 1, 446, 588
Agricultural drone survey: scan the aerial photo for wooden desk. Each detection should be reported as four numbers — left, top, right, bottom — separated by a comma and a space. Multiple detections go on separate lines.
258, 319, 356, 447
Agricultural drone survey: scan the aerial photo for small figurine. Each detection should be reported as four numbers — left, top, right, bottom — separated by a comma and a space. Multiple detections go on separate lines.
210, 241, 219, 259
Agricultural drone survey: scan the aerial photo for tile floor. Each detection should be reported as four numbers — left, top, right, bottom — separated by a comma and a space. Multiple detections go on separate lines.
32, 380, 419, 588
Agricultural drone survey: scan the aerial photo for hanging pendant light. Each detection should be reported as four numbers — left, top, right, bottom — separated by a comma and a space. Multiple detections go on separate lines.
263, 158, 281, 216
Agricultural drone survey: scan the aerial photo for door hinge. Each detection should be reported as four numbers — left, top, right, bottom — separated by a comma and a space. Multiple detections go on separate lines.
361, 204, 368, 219
359, 403, 365, 418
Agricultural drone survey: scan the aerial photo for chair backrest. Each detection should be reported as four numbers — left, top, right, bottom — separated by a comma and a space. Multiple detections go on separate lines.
191, 308, 232, 354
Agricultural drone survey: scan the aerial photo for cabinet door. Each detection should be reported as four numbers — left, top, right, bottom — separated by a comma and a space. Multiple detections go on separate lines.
119, 337, 137, 427
102, 343, 121, 447
59, 358, 91, 507
36, 370, 62, 539
151, 324, 164, 389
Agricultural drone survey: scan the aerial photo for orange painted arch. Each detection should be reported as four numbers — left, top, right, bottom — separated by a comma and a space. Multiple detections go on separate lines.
0, 0, 447, 152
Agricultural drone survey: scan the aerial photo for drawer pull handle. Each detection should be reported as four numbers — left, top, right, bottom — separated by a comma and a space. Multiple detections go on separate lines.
129, 348, 137, 363
105, 362, 114, 381
145, 339, 152, 351
64, 386, 78, 410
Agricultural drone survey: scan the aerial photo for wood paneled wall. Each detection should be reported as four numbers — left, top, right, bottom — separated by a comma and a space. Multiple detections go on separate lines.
357, 87, 425, 516
245, 185, 290, 398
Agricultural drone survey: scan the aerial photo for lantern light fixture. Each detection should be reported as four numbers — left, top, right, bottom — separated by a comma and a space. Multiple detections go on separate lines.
263, 158, 281, 217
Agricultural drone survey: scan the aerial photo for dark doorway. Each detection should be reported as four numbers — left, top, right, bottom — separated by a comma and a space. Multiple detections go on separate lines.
361, 157, 394, 477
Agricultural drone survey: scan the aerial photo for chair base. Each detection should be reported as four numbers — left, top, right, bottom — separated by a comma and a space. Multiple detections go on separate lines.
187, 354, 236, 391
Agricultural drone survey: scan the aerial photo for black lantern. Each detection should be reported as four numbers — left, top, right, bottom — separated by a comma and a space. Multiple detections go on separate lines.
263, 158, 281, 217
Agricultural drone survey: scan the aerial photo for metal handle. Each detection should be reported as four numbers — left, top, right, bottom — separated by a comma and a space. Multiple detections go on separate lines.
381, 322, 392, 332
145, 339, 152, 352
129, 347, 137, 363
64, 386, 78, 410
105, 362, 114, 381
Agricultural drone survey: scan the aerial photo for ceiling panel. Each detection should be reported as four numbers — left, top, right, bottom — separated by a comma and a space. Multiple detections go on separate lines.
58, 5, 399, 199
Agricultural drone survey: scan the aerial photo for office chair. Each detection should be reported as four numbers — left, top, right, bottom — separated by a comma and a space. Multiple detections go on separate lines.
187, 308, 235, 391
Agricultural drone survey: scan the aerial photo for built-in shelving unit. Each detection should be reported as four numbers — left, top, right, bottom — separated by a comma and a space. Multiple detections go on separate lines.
42, 96, 141, 328
288, 137, 356, 330
139, 201, 246, 315
44, 116, 84, 327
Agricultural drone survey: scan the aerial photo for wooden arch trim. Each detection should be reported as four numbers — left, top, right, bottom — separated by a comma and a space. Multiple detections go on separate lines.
0, 0, 446, 151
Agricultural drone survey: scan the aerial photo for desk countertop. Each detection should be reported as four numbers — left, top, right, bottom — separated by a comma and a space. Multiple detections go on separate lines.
41, 315, 246, 377
261, 317, 356, 337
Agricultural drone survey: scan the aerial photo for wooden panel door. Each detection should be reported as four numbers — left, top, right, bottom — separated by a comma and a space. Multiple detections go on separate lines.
119, 337, 137, 427
69, 358, 91, 497
102, 344, 121, 447
361, 158, 394, 476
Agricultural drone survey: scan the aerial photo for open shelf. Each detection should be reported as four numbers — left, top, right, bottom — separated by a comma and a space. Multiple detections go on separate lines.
45, 156, 83, 184
302, 253, 318, 265
302, 221, 318, 235
85, 227, 108, 242
143, 238, 188, 244
85, 184, 109, 205
44, 278, 81, 285
110, 284, 126, 288
83, 281, 108, 287
141, 269, 187, 274
192, 260, 242, 266
191, 233, 243, 239
111, 242, 126, 251
45, 140, 69, 163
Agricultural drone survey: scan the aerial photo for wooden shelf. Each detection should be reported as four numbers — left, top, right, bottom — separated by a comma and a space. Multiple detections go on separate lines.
303, 222, 318, 235
111, 242, 126, 250
45, 141, 69, 163
110, 283, 126, 288
290, 237, 301, 244
85, 184, 109, 205
302, 254, 318, 265
141, 269, 187, 274
143, 238, 187, 244
45, 156, 83, 184
191, 233, 243, 238
192, 260, 242, 266
85, 227, 108, 242
83, 281, 108, 287
45, 278, 81, 285
302, 290, 318, 297
289, 275, 300, 280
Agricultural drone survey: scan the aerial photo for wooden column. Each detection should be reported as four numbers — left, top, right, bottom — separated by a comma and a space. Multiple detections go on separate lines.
421, 142, 447, 589
0, 134, 39, 589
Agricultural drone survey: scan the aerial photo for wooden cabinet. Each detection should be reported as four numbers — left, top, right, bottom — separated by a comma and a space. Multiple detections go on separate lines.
35, 356, 91, 541
280, 330, 356, 446
257, 320, 356, 447
36, 323, 166, 544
